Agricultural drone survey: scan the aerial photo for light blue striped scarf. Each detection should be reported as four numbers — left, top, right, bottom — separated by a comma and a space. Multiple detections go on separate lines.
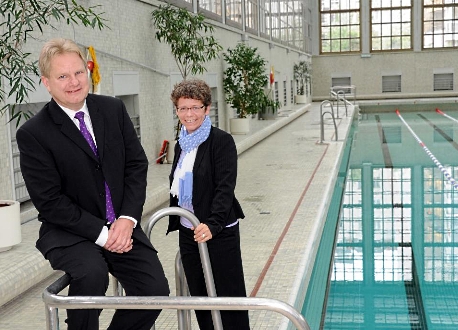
171, 115, 211, 207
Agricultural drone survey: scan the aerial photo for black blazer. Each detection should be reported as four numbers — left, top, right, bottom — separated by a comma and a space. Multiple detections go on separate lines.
17, 94, 151, 257
167, 126, 244, 237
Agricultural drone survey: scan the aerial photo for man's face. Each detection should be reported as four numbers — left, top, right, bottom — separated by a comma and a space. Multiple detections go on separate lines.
41, 52, 90, 111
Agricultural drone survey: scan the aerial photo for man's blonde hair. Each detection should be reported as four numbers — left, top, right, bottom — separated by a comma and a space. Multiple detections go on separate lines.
39, 38, 86, 77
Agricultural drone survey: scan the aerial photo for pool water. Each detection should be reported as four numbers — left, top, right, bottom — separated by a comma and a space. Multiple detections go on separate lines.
303, 108, 458, 330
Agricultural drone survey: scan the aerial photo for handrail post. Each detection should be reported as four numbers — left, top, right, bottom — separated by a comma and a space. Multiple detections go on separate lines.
45, 304, 59, 330
337, 90, 348, 117
44, 273, 71, 330
175, 251, 191, 329
320, 100, 338, 143
145, 207, 223, 330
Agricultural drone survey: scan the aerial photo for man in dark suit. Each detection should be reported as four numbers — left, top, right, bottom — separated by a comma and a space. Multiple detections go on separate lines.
16, 38, 169, 330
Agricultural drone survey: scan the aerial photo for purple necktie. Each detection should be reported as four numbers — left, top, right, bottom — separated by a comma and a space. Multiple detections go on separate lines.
74, 112, 116, 223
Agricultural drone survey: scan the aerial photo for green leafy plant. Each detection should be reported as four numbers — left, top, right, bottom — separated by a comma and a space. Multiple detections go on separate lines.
152, 4, 222, 81
223, 43, 268, 119
259, 88, 281, 118
293, 60, 311, 96
152, 4, 222, 138
0, 0, 107, 126
262, 97, 282, 113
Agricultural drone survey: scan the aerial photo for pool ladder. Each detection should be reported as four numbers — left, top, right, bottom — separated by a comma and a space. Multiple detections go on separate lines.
42, 207, 311, 330
320, 90, 355, 143
330, 90, 354, 118
320, 100, 338, 143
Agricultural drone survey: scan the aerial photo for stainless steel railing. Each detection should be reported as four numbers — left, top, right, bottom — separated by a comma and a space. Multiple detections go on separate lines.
330, 85, 357, 105
146, 207, 223, 329
42, 207, 311, 330
43, 275, 310, 330
330, 90, 353, 118
319, 100, 338, 143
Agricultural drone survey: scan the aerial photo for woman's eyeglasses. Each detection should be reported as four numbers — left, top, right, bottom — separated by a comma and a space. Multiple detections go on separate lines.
176, 105, 205, 113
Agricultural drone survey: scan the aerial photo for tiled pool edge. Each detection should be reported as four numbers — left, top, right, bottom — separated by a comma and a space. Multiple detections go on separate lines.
279, 105, 357, 330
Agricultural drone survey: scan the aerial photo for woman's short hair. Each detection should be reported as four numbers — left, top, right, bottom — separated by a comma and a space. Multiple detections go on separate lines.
39, 38, 86, 78
171, 79, 212, 107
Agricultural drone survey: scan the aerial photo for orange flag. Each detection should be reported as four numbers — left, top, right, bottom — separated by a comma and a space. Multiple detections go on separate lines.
270, 66, 274, 86
88, 46, 101, 94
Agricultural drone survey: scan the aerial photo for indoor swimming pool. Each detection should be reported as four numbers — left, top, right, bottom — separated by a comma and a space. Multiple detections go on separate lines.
302, 104, 458, 329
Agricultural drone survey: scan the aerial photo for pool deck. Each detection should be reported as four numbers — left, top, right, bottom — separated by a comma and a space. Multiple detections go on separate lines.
0, 101, 354, 329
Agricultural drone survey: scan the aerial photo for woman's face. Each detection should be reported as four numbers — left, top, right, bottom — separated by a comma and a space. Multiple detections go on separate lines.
176, 97, 210, 134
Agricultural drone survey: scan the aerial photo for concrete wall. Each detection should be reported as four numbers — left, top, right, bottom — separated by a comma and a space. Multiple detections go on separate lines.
311, 50, 458, 101
0, 0, 307, 201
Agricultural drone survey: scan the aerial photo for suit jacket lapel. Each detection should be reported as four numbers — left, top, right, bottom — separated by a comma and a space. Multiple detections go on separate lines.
48, 98, 99, 162
193, 127, 212, 170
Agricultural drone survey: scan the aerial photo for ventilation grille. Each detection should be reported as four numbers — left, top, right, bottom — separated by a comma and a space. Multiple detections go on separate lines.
382, 75, 401, 93
434, 73, 453, 91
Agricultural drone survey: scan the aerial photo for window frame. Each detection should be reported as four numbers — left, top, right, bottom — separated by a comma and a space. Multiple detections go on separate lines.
370, 0, 413, 52
423, 0, 458, 49
319, 0, 362, 54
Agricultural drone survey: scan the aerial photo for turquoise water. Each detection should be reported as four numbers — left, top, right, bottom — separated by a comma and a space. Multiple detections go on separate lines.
303, 107, 458, 329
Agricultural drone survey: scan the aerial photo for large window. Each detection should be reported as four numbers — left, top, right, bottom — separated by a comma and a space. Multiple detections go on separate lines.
424, 0, 458, 49
226, 0, 242, 25
371, 0, 412, 51
320, 0, 361, 53
246, 0, 258, 31
199, 0, 222, 15
170, 0, 306, 52
270, 0, 281, 40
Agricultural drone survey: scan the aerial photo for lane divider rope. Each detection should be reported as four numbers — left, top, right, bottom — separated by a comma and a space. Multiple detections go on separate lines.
396, 109, 458, 189
436, 107, 458, 124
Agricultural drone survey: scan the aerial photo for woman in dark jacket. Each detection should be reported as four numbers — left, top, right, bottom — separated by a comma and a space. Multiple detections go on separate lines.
167, 79, 250, 329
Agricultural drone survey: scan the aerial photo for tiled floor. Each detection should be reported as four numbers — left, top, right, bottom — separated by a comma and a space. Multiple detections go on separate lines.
0, 102, 354, 329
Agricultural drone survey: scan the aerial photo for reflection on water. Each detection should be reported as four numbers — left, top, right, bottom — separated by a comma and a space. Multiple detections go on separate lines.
323, 110, 458, 329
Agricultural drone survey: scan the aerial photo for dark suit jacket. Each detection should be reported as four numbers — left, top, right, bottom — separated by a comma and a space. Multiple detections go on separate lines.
167, 126, 244, 237
17, 94, 151, 257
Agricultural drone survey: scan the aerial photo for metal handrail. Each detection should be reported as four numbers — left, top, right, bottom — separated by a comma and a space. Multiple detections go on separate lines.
330, 85, 357, 105
330, 90, 352, 118
43, 273, 310, 329
320, 100, 338, 143
329, 91, 339, 119
42, 207, 311, 330
175, 251, 191, 329
145, 207, 222, 329
337, 91, 353, 117
336, 91, 345, 118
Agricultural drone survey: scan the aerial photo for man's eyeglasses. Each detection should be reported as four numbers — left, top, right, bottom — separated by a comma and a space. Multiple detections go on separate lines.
176, 105, 205, 113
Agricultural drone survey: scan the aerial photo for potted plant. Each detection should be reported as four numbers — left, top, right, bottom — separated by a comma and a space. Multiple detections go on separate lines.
258, 88, 281, 120
0, 200, 21, 252
293, 61, 311, 104
152, 5, 222, 161
223, 43, 268, 134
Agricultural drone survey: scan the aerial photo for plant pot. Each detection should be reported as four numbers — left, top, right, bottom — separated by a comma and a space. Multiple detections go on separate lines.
230, 118, 250, 135
166, 140, 177, 164
295, 95, 308, 104
258, 106, 278, 120
0, 200, 21, 252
